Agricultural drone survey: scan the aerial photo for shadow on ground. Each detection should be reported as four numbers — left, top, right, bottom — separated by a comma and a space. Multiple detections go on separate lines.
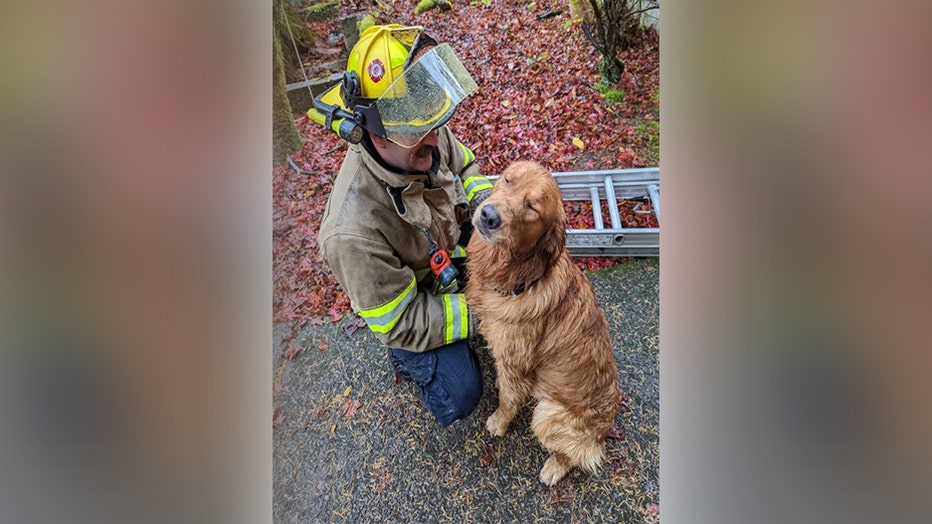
273, 259, 659, 523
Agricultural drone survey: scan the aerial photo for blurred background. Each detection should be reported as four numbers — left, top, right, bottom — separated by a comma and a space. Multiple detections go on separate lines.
0, 1, 270, 522
662, 2, 932, 522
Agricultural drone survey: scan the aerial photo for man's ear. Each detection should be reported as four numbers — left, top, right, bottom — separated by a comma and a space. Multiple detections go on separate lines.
369, 133, 388, 150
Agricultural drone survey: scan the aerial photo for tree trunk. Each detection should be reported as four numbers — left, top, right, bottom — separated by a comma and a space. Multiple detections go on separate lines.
599, 53, 624, 85
273, 1, 303, 166
280, 32, 302, 84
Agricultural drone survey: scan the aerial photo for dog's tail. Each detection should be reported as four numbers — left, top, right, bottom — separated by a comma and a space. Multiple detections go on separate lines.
531, 399, 607, 473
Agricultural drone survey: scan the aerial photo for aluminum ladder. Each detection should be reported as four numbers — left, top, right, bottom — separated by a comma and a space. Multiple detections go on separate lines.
491, 167, 660, 257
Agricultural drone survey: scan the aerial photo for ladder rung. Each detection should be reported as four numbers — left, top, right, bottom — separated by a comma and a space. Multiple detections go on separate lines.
589, 186, 604, 229
603, 176, 622, 230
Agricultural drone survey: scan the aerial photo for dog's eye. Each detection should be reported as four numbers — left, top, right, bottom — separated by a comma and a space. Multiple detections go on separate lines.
525, 200, 536, 211
503, 177, 511, 184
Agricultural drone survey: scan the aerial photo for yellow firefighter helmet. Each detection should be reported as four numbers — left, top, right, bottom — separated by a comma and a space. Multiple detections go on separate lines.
310, 24, 478, 147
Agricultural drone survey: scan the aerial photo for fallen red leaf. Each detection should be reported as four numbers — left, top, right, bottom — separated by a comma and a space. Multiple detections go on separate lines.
479, 439, 497, 467
618, 390, 631, 411
607, 424, 625, 440
273, 407, 285, 429
344, 315, 366, 337
548, 484, 573, 504
610, 451, 639, 477
342, 398, 361, 419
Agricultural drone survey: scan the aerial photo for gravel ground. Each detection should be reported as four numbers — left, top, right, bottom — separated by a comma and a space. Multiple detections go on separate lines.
273, 258, 659, 523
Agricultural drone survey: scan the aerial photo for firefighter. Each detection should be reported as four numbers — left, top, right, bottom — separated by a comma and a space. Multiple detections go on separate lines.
315, 25, 493, 427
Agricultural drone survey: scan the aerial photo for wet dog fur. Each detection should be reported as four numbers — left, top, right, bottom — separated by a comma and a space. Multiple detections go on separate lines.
465, 161, 620, 486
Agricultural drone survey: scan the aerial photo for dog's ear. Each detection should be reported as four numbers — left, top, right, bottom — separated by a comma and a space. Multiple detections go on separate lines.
538, 217, 566, 268
519, 198, 565, 280
540, 175, 566, 265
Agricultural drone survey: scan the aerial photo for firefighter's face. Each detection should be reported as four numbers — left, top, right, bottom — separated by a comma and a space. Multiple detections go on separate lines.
371, 129, 438, 173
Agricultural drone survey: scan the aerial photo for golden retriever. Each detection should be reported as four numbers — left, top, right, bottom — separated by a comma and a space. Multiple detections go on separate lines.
465, 161, 621, 486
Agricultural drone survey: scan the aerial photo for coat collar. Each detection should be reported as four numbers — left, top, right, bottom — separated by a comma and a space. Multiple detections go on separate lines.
349, 143, 445, 232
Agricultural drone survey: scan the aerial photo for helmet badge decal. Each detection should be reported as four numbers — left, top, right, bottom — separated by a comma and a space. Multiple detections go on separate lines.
367, 59, 385, 83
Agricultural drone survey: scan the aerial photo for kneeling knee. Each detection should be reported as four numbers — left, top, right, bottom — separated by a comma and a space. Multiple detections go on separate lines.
432, 344, 483, 426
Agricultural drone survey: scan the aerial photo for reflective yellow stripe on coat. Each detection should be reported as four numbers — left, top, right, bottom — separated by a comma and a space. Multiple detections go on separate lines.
442, 293, 469, 344
463, 175, 493, 201
358, 276, 417, 334
457, 141, 476, 168
457, 141, 492, 201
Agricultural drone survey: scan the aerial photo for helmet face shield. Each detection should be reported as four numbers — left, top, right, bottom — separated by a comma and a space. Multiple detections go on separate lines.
373, 43, 478, 148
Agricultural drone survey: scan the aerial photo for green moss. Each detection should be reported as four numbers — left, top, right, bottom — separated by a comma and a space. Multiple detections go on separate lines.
273, 27, 303, 164
413, 0, 450, 13
414, 0, 436, 14
594, 79, 626, 105
637, 120, 659, 135
302, 0, 341, 21
634, 119, 660, 162
357, 14, 376, 33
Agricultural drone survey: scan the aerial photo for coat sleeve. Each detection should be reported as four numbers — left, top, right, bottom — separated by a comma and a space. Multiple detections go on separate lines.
321, 232, 475, 352
440, 127, 493, 216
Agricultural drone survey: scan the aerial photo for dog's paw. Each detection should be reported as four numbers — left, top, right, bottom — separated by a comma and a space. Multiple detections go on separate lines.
486, 410, 510, 436
539, 455, 571, 486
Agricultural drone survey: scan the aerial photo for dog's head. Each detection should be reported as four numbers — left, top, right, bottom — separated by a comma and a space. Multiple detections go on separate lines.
473, 161, 566, 257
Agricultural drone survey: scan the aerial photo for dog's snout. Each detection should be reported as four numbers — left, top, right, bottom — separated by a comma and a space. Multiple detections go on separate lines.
479, 205, 501, 230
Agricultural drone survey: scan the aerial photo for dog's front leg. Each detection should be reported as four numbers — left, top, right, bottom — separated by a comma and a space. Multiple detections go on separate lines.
487, 360, 531, 436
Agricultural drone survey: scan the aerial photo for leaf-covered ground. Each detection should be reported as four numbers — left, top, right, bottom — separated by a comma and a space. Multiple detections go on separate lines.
273, 0, 659, 326
274, 259, 659, 523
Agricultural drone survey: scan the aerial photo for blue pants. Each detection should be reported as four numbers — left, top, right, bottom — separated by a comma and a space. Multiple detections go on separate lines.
390, 340, 483, 427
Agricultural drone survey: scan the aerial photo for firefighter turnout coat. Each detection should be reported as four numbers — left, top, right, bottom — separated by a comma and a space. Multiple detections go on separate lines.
319, 126, 493, 352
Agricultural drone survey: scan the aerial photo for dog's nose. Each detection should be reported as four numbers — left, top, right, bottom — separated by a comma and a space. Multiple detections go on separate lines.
479, 205, 501, 230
